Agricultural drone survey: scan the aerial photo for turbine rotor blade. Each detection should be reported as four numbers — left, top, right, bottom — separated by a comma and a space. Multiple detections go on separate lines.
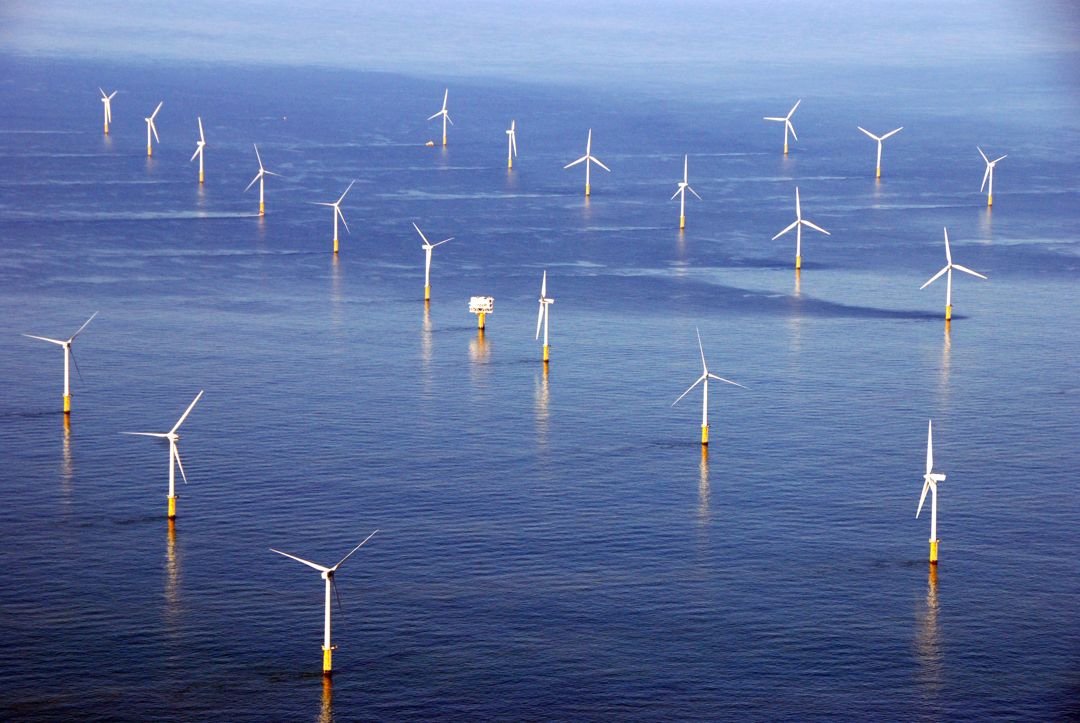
926, 420, 934, 475
332, 577, 344, 613
337, 180, 356, 205
69, 346, 84, 382
952, 264, 987, 280
70, 312, 99, 341
920, 266, 949, 289
672, 374, 706, 407
772, 220, 799, 240
332, 530, 379, 571
708, 373, 747, 389
695, 327, 707, 373
22, 334, 67, 345
412, 222, 430, 245
916, 479, 930, 518
170, 390, 203, 434
270, 548, 331, 573
172, 443, 188, 484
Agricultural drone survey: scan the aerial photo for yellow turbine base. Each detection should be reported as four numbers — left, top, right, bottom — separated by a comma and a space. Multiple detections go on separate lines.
167, 495, 176, 519
945, 305, 952, 321
477, 312, 486, 330
679, 215, 685, 230
259, 201, 265, 216
929, 539, 939, 564
795, 255, 802, 271
701, 424, 709, 446
323, 646, 333, 676
63, 395, 71, 414
543, 344, 550, 362
585, 183, 590, 197
987, 194, 993, 207
424, 285, 431, 301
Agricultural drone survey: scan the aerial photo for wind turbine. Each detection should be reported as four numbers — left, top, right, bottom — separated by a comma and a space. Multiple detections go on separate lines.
145, 101, 163, 157
314, 181, 355, 254
772, 187, 830, 271
563, 129, 610, 197
978, 147, 1007, 207
99, 88, 117, 135
427, 88, 453, 146
506, 120, 518, 169
857, 126, 903, 178
123, 391, 203, 519
190, 117, 206, 184
535, 270, 554, 363
672, 328, 746, 446
270, 530, 379, 676
245, 144, 281, 216
920, 227, 988, 321
22, 312, 98, 414
763, 99, 801, 155
670, 154, 701, 230
917, 420, 947, 564
413, 222, 453, 301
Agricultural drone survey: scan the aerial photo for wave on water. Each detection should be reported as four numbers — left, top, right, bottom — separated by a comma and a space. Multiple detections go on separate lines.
1, 210, 262, 222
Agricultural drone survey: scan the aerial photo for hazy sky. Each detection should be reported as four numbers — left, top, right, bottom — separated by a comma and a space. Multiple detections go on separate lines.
3, 0, 1078, 95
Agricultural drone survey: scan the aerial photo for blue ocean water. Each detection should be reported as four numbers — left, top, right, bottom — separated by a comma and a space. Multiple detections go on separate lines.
0, 7, 1079, 719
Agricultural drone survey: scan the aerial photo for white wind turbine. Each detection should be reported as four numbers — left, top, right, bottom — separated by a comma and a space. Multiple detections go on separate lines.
535, 270, 554, 363
428, 88, 453, 146
857, 126, 903, 178
564, 129, 611, 197
506, 120, 518, 169
245, 144, 281, 216
916, 420, 947, 564
314, 180, 355, 254
920, 227, 988, 321
271, 530, 379, 677
763, 99, 801, 155
414, 222, 453, 301
145, 101, 163, 157
99, 88, 117, 135
22, 312, 98, 415
978, 147, 1007, 207
670, 154, 701, 230
772, 187, 830, 271
190, 117, 206, 184
123, 391, 203, 520
672, 328, 746, 446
